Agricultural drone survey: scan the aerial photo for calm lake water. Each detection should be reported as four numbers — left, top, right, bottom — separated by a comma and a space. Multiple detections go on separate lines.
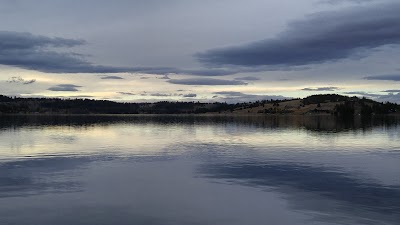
0, 115, 399, 225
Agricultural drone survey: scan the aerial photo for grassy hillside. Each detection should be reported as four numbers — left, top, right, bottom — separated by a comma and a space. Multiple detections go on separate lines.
230, 94, 399, 116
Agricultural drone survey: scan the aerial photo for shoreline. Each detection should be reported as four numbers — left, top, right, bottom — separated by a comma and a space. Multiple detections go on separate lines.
1, 113, 399, 117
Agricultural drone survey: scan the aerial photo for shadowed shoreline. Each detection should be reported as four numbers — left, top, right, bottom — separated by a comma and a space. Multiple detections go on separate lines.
1, 114, 399, 133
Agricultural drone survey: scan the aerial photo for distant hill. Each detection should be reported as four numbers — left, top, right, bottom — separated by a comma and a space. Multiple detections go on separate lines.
0, 94, 398, 116
231, 94, 399, 116
0, 95, 235, 114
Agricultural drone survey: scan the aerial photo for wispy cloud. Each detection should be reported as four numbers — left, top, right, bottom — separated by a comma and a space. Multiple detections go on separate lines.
183, 93, 197, 98
301, 87, 340, 91
55, 95, 94, 99
382, 89, 400, 93
48, 84, 82, 92
376, 92, 400, 103
343, 91, 382, 97
234, 76, 261, 81
149, 93, 172, 97
138, 91, 197, 98
167, 78, 247, 86
213, 91, 245, 96
117, 92, 135, 96
6, 76, 36, 85
212, 91, 288, 103
318, 0, 376, 4
340, 91, 400, 103
158, 75, 170, 80
101, 75, 124, 80
364, 74, 400, 81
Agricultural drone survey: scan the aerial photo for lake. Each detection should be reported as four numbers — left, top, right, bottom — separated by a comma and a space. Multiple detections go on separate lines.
0, 115, 399, 225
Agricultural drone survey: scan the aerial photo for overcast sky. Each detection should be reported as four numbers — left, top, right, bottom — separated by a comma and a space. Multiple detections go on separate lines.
1, 0, 400, 103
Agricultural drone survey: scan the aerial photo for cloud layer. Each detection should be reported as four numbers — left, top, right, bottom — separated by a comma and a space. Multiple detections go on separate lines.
6, 76, 36, 85
197, 2, 400, 68
101, 76, 124, 80
213, 91, 287, 103
382, 89, 400, 93
341, 90, 400, 103
301, 87, 340, 91
48, 84, 82, 92
0, 31, 237, 76
167, 78, 247, 86
0, 31, 99, 73
234, 76, 261, 81
364, 74, 400, 81
319, 0, 376, 4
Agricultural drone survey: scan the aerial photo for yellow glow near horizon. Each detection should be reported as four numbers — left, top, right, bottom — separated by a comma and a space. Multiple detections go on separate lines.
1, 66, 399, 103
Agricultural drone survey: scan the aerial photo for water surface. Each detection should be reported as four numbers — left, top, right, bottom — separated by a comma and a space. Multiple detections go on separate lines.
0, 115, 399, 225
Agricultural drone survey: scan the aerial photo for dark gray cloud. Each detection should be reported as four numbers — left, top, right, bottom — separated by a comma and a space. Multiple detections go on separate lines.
117, 92, 135, 96
213, 91, 246, 96
158, 75, 170, 80
382, 89, 400, 93
22, 79, 36, 85
301, 87, 340, 91
140, 92, 177, 97
0, 31, 101, 73
183, 93, 197, 98
149, 93, 172, 97
0, 29, 303, 76
178, 69, 236, 76
135, 68, 238, 76
319, 0, 376, 4
167, 78, 247, 86
138, 92, 197, 98
196, 2, 400, 68
0, 31, 238, 76
364, 74, 400, 81
48, 84, 82, 92
101, 76, 124, 80
234, 76, 261, 81
0, 31, 85, 49
213, 91, 288, 103
6, 76, 36, 85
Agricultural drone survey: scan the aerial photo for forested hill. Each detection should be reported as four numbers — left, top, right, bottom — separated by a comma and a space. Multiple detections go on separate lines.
0, 95, 236, 114
0, 94, 399, 116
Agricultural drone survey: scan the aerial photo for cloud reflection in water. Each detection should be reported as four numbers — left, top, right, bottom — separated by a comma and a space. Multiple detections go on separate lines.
198, 158, 400, 224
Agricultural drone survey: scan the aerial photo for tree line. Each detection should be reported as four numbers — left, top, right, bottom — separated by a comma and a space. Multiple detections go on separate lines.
0, 94, 398, 116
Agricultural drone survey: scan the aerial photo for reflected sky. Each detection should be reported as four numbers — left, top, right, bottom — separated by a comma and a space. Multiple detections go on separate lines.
0, 157, 87, 198
0, 115, 399, 225
198, 157, 400, 224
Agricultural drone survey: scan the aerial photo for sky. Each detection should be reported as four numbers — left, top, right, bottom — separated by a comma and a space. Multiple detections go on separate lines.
1, 0, 400, 103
